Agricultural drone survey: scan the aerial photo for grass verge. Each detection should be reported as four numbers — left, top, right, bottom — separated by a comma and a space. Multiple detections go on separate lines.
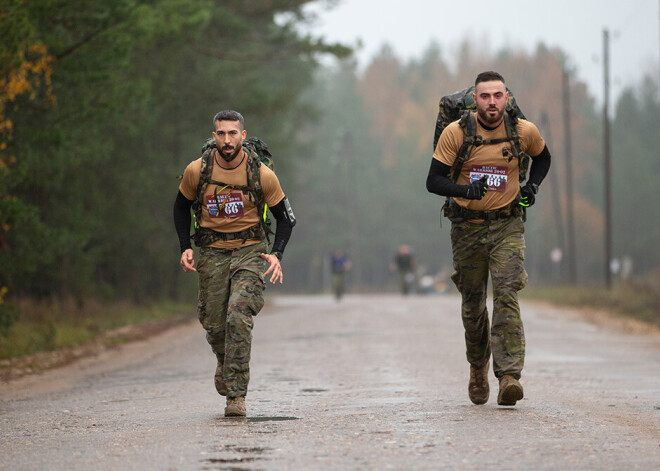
0, 298, 195, 377
522, 274, 660, 327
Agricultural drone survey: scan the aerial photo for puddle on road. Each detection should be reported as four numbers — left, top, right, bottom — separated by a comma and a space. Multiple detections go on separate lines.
247, 416, 299, 423
201, 445, 272, 467
300, 388, 328, 393
212, 415, 299, 424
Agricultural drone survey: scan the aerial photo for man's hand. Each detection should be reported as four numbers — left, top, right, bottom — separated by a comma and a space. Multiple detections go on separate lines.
180, 248, 196, 272
261, 253, 283, 284
464, 176, 488, 200
519, 182, 537, 207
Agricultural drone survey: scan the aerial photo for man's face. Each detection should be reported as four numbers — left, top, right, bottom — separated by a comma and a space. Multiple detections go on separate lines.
473, 80, 508, 126
213, 119, 246, 161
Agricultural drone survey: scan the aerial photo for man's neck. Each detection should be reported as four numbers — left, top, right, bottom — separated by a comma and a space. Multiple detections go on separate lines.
476, 116, 504, 131
215, 148, 244, 170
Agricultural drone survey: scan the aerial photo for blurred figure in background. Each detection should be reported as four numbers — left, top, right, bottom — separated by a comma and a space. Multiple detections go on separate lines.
391, 245, 416, 295
330, 249, 351, 301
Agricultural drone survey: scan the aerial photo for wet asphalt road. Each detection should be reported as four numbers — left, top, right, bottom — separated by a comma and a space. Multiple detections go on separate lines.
1, 294, 659, 470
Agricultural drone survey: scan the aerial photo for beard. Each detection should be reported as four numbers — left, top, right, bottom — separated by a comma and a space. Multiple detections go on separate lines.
218, 144, 242, 162
476, 106, 505, 126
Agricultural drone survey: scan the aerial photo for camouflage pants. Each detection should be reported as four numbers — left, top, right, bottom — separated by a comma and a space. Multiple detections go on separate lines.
332, 273, 346, 300
450, 217, 528, 379
197, 241, 267, 398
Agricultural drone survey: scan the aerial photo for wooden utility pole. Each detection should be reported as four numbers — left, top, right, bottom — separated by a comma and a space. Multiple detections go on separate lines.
562, 69, 577, 284
603, 29, 613, 289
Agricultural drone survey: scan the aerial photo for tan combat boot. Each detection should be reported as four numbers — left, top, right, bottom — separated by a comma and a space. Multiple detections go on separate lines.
225, 397, 246, 417
214, 362, 227, 396
497, 375, 524, 406
468, 360, 490, 405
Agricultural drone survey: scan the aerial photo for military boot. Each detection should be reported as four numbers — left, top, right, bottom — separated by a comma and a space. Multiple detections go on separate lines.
214, 362, 227, 396
225, 397, 246, 417
468, 360, 490, 405
497, 375, 524, 406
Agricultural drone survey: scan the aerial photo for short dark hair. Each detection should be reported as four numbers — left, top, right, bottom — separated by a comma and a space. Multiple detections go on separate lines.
475, 71, 505, 87
213, 110, 244, 129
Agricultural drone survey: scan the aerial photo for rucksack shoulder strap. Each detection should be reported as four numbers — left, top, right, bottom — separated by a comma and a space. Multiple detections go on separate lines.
502, 112, 530, 182
451, 111, 477, 183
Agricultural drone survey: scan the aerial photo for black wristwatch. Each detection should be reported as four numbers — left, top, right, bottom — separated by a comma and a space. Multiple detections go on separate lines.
270, 251, 283, 261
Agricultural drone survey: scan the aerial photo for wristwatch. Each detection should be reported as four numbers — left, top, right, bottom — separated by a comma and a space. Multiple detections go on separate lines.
270, 251, 283, 261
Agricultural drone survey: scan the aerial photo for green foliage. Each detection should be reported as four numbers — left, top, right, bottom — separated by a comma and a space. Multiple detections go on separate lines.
0, 302, 19, 337
1, 0, 349, 302
611, 79, 660, 273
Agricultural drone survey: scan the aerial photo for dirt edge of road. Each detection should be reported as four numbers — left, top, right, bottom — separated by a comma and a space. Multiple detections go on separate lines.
0, 317, 195, 385
529, 300, 660, 337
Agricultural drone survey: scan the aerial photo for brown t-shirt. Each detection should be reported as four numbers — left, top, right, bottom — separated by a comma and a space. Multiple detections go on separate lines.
433, 115, 545, 211
179, 149, 285, 249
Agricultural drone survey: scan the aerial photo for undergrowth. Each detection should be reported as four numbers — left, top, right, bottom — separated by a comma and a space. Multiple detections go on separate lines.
0, 298, 193, 360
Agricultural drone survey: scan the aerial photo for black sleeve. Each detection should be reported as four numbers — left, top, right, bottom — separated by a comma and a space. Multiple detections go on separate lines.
426, 158, 469, 198
268, 198, 294, 260
173, 191, 194, 253
527, 145, 551, 187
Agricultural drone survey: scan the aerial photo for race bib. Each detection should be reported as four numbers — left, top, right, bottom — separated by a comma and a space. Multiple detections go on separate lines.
469, 165, 508, 193
206, 191, 245, 218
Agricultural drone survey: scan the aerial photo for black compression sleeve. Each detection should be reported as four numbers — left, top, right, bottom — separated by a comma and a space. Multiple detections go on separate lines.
426, 158, 469, 197
528, 145, 552, 186
269, 199, 294, 259
173, 191, 193, 253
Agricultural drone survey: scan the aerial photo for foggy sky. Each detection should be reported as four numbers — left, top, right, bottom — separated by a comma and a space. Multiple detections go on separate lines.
303, 0, 660, 104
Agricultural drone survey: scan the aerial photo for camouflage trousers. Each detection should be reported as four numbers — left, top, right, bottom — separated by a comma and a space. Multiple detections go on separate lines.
197, 241, 267, 398
450, 216, 528, 379
332, 272, 346, 300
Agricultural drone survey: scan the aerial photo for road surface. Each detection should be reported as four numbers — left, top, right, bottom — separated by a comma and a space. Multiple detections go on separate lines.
1, 294, 659, 470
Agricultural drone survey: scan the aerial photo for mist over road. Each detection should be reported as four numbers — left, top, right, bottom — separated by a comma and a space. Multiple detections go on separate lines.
1, 294, 659, 470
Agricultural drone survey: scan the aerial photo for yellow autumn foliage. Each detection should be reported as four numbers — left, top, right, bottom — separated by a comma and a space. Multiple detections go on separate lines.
0, 41, 55, 143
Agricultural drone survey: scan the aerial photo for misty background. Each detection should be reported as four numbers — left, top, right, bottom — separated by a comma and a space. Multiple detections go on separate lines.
1, 0, 659, 307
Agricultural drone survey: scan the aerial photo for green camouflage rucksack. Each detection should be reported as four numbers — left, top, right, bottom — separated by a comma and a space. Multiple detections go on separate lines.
433, 86, 530, 219
191, 136, 274, 247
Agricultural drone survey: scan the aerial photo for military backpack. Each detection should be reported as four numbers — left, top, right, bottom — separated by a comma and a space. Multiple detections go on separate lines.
191, 136, 274, 247
433, 86, 530, 220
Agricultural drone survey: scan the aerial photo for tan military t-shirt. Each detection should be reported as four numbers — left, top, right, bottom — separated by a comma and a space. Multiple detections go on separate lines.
179, 149, 285, 249
433, 115, 545, 211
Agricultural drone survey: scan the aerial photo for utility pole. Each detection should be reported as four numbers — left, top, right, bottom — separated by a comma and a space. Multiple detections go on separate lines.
603, 29, 613, 289
562, 68, 577, 284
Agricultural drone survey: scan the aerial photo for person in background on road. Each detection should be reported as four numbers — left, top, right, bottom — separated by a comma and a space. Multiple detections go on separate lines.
426, 71, 551, 406
390, 245, 416, 295
330, 249, 351, 301
173, 110, 296, 417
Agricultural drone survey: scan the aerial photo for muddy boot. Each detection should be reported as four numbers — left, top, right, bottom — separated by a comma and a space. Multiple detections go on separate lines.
468, 360, 490, 405
225, 397, 246, 417
497, 375, 524, 406
214, 362, 227, 396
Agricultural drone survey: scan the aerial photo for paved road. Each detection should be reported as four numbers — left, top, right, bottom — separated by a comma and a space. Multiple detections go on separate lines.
1, 294, 659, 470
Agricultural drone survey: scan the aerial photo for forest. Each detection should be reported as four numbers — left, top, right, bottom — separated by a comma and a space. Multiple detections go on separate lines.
1, 0, 659, 329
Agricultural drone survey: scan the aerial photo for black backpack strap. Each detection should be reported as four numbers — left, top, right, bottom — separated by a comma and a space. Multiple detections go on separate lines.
502, 112, 530, 183
191, 149, 215, 229
451, 111, 478, 183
